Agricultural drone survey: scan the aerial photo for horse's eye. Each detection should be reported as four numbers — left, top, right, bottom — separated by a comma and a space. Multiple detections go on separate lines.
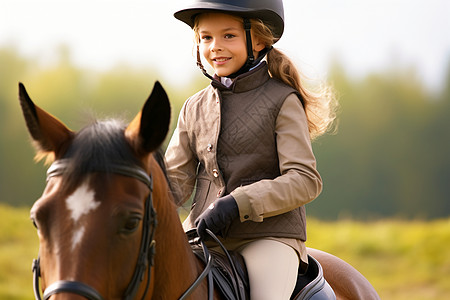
31, 218, 38, 230
122, 216, 141, 234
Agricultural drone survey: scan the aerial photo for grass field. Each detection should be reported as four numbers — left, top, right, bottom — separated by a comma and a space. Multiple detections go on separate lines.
1, 203, 449, 299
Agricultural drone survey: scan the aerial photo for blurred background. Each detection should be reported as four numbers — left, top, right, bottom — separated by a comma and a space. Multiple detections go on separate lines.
1, 0, 449, 299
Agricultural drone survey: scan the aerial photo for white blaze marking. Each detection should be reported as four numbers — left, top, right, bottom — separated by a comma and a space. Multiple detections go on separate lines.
72, 226, 85, 251
65, 181, 100, 250
66, 182, 100, 222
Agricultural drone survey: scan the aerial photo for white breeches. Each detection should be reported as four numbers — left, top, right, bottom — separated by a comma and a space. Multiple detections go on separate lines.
237, 239, 299, 300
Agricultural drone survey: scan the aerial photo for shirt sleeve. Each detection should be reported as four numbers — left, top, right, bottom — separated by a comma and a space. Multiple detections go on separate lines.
165, 99, 199, 206
231, 93, 323, 222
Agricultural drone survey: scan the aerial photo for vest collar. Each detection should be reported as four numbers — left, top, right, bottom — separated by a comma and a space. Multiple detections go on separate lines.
211, 62, 270, 93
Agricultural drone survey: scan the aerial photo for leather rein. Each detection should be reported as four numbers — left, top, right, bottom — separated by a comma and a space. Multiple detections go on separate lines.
32, 159, 214, 300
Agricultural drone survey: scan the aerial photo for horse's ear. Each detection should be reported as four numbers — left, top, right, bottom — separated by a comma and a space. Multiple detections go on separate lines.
125, 81, 171, 155
18, 83, 74, 161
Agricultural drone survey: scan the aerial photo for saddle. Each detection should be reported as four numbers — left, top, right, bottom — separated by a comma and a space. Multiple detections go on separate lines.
187, 230, 336, 300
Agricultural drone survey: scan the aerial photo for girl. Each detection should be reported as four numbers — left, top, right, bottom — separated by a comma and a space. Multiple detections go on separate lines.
166, 1, 337, 299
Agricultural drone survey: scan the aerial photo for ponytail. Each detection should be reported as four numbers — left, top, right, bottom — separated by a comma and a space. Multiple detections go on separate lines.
252, 19, 338, 140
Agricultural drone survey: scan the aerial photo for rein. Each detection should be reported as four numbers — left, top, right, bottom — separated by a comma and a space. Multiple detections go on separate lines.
32, 159, 157, 300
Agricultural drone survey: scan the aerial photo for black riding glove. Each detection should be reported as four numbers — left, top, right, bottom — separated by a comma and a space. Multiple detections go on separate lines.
195, 194, 239, 240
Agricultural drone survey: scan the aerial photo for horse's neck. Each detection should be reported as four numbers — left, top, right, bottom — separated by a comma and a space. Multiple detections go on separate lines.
152, 192, 206, 298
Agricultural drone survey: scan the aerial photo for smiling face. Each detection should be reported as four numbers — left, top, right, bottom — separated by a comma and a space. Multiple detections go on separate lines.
196, 13, 265, 77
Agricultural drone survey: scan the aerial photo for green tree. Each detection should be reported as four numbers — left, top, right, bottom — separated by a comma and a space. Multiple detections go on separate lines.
309, 60, 450, 219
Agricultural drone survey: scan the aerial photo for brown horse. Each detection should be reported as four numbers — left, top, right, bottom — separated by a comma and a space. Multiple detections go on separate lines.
19, 82, 379, 300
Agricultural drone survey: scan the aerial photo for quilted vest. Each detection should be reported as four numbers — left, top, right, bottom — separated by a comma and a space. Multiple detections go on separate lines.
188, 63, 307, 241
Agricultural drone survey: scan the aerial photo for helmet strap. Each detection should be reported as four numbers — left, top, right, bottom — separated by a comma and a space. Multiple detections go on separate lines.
223, 18, 257, 79
243, 18, 255, 67
197, 45, 214, 81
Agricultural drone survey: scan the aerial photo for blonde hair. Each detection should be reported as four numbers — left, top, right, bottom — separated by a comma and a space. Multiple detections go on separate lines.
194, 15, 338, 140
251, 19, 338, 139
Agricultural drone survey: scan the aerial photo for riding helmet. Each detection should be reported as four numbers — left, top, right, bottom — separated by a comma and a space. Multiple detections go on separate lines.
174, 0, 285, 40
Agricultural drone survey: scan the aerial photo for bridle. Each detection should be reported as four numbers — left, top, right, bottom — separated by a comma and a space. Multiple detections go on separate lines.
32, 159, 214, 300
32, 159, 157, 300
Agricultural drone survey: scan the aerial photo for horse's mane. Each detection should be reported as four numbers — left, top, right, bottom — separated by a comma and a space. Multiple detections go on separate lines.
57, 119, 176, 202
60, 119, 141, 191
